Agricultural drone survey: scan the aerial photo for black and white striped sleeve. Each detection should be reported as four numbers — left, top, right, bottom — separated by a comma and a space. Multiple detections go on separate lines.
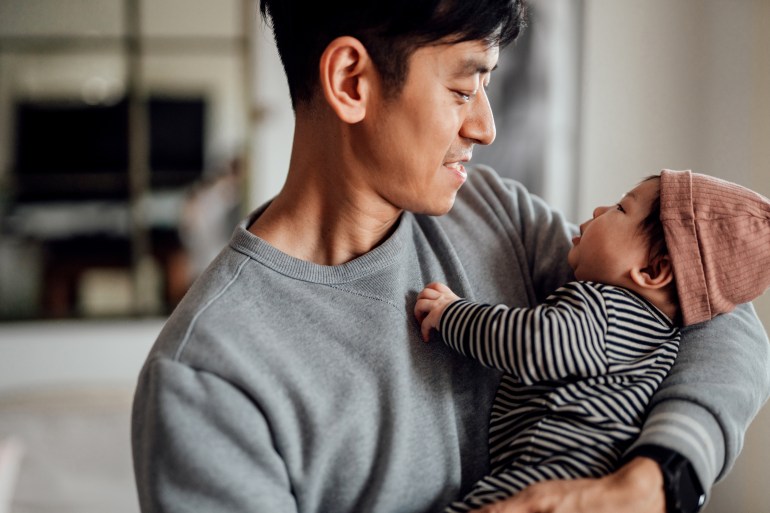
437, 282, 610, 384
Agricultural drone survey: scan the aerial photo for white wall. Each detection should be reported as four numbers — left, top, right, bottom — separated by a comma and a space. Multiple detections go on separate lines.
246, 15, 293, 208
579, 0, 770, 206
580, 2, 770, 512
0, 319, 161, 393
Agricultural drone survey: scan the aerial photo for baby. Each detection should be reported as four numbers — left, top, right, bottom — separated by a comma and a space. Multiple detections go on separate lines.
415, 169, 770, 512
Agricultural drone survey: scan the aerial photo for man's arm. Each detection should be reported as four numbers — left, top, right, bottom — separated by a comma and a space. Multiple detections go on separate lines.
471, 457, 666, 513
132, 358, 298, 513
629, 302, 770, 490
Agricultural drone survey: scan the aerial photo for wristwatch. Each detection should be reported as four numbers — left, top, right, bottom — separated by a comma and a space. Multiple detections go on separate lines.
625, 445, 706, 513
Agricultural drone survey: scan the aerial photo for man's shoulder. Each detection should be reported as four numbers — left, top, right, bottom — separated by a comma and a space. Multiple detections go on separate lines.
145, 245, 271, 361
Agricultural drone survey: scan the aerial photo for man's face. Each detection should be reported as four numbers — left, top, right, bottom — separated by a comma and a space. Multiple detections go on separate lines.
354, 39, 499, 216
567, 179, 659, 286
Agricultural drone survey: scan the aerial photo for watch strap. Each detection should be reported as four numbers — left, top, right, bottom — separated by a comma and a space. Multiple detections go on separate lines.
623, 444, 706, 513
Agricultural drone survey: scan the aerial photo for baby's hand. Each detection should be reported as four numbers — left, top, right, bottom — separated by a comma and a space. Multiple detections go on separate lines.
414, 282, 461, 342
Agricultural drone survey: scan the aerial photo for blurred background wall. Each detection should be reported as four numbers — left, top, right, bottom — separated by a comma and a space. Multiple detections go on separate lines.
0, 1, 768, 512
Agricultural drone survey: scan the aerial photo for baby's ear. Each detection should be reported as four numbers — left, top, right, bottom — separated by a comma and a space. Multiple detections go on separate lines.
631, 255, 674, 290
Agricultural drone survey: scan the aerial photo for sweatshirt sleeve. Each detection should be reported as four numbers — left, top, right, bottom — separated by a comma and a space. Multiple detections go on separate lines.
131, 357, 298, 513
438, 282, 610, 384
627, 302, 770, 493
497, 173, 577, 303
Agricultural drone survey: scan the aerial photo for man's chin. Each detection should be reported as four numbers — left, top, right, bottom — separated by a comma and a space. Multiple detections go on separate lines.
413, 195, 457, 217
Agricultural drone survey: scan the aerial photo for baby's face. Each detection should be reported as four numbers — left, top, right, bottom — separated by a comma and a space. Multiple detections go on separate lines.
568, 179, 658, 287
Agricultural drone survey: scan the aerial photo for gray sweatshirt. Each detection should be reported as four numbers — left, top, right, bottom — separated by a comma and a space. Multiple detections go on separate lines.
132, 165, 770, 513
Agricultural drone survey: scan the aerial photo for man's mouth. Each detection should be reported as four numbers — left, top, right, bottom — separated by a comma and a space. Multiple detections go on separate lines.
444, 154, 471, 180
571, 235, 581, 245
444, 161, 467, 177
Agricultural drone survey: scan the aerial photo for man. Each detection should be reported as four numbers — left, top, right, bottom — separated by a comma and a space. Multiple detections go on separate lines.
132, 1, 770, 512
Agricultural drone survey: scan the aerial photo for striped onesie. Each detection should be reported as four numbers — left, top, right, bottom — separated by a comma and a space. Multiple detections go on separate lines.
438, 281, 680, 512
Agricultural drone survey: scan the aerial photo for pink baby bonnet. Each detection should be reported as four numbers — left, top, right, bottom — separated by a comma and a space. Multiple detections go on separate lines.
660, 169, 770, 326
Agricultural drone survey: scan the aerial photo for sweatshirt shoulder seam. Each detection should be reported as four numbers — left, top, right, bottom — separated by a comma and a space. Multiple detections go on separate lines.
173, 254, 252, 362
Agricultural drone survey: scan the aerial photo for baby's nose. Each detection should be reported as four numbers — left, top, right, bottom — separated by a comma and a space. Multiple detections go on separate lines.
593, 205, 610, 218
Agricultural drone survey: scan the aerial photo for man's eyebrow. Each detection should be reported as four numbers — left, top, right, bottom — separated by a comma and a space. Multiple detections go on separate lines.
451, 59, 498, 78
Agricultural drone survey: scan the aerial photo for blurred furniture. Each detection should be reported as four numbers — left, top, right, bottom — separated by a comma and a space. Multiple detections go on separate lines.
0, 0, 253, 319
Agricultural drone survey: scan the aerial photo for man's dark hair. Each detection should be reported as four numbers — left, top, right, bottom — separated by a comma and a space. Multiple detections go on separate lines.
259, 0, 528, 108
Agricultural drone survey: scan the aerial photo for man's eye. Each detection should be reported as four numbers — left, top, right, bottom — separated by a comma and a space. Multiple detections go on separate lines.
616, 203, 625, 213
455, 90, 473, 102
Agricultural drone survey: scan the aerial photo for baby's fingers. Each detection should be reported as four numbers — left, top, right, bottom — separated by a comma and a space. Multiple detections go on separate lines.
417, 287, 441, 301
414, 297, 430, 319
414, 299, 438, 342
420, 318, 433, 343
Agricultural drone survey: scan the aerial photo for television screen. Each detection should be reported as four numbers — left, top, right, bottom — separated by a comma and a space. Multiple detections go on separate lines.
149, 97, 205, 188
12, 96, 206, 201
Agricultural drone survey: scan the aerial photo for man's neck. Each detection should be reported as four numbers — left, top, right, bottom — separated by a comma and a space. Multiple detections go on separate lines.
249, 105, 407, 266
248, 165, 403, 267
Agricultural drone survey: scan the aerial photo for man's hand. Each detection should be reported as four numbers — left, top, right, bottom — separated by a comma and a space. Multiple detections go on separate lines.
414, 282, 461, 342
473, 457, 665, 513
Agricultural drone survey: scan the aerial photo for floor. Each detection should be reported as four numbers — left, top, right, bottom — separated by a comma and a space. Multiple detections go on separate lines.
0, 387, 138, 513
0, 318, 162, 512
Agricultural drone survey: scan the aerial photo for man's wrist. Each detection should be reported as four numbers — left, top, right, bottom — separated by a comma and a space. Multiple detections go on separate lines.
624, 445, 706, 513
615, 454, 664, 493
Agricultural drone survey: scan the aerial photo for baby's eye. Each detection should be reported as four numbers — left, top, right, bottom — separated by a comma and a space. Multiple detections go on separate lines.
616, 203, 626, 213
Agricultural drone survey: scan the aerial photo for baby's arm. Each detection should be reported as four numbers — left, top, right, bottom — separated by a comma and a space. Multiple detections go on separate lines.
415, 281, 610, 383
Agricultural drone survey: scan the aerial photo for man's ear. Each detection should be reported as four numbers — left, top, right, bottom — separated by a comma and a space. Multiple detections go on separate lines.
319, 36, 373, 124
630, 255, 674, 290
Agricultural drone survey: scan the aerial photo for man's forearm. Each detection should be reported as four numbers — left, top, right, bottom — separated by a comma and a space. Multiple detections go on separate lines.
473, 456, 665, 513
636, 303, 770, 492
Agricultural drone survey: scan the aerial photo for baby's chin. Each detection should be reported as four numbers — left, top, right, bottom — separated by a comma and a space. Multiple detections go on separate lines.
571, 266, 594, 283
566, 253, 578, 275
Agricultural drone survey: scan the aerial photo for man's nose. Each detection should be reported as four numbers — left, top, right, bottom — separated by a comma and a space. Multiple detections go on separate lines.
460, 88, 496, 146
